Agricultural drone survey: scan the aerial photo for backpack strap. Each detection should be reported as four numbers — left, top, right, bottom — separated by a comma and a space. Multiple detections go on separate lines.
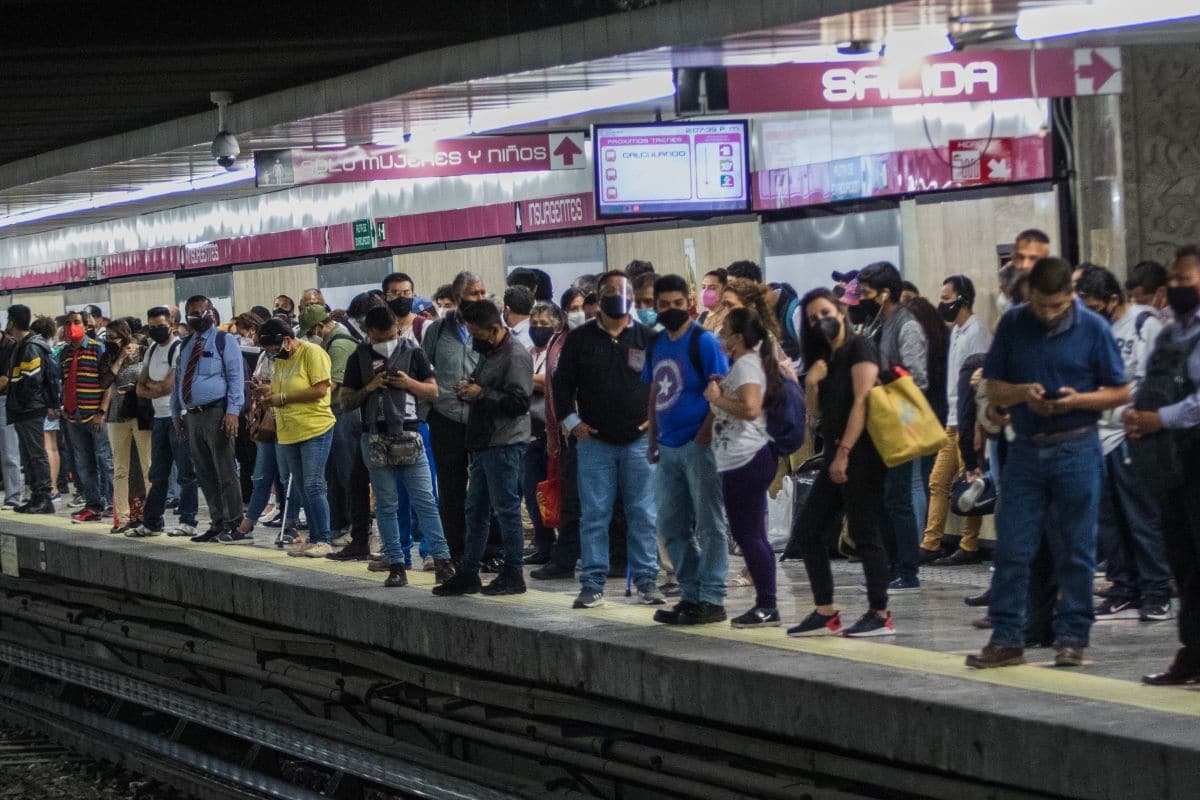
167, 339, 182, 369
686, 325, 705, 381
648, 325, 707, 382
412, 316, 428, 343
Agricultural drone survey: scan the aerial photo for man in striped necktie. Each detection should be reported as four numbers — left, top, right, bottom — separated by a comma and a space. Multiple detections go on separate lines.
171, 296, 245, 543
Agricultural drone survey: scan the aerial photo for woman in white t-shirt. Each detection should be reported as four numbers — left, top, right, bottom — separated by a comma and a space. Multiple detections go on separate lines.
704, 307, 782, 629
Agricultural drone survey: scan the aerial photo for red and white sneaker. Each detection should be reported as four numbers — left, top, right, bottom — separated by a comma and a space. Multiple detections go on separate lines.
842, 611, 896, 638
71, 508, 104, 524
787, 610, 843, 637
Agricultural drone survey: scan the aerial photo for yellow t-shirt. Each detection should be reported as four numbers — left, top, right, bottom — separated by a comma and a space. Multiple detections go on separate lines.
270, 340, 336, 445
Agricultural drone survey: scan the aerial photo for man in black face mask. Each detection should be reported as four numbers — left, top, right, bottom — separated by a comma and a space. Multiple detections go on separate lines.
134, 306, 200, 538
552, 271, 661, 608
171, 295, 245, 543
1125, 245, 1200, 685
920, 275, 992, 565
433, 300, 532, 597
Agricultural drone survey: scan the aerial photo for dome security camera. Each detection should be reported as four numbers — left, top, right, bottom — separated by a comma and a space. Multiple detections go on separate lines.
211, 131, 240, 170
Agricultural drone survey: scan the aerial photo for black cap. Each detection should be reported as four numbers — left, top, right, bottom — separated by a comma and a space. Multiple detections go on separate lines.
832, 269, 859, 283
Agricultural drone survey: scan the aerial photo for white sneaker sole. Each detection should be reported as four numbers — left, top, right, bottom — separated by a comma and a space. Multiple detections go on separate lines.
788, 626, 842, 638
731, 619, 781, 629
843, 627, 896, 638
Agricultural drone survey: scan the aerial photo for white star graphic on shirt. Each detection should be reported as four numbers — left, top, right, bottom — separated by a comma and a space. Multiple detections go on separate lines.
657, 373, 674, 400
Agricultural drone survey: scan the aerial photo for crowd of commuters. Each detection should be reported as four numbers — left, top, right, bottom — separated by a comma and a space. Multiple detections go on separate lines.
2, 235, 1199, 686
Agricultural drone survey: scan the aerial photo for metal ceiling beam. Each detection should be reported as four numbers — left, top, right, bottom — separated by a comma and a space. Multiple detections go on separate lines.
0, 0, 895, 193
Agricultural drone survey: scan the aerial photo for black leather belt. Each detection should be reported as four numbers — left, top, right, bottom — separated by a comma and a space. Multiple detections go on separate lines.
1020, 425, 1096, 447
185, 399, 225, 415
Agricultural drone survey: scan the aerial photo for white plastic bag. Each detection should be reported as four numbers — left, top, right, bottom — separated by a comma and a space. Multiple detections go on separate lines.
766, 474, 794, 553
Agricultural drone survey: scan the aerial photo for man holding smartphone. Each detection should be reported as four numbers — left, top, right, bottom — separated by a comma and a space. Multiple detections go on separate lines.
967, 257, 1129, 669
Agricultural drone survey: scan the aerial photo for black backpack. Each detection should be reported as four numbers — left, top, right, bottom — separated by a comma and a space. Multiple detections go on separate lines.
1127, 326, 1200, 492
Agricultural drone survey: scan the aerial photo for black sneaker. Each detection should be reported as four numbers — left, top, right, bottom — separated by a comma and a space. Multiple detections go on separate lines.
216, 530, 254, 545
18, 498, 55, 515
842, 611, 895, 637
190, 528, 223, 543
918, 547, 944, 563
934, 548, 984, 566
480, 556, 505, 574
481, 573, 526, 596
432, 572, 482, 596
524, 550, 551, 566
678, 602, 727, 625
653, 601, 699, 625
1140, 602, 1172, 622
1095, 598, 1141, 620
730, 607, 781, 629
326, 544, 371, 561
787, 610, 844, 637
572, 589, 605, 608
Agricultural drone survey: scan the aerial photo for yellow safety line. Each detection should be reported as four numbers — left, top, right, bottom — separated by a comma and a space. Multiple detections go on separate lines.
13, 516, 1200, 719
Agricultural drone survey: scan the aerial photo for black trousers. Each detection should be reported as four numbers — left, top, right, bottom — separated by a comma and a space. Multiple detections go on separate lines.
427, 409, 469, 559
549, 439, 581, 570
14, 416, 50, 501
327, 410, 371, 541
1161, 446, 1200, 668
789, 442, 890, 611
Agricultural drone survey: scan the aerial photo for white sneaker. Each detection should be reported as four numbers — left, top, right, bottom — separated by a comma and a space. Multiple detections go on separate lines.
302, 542, 334, 558
168, 523, 197, 538
331, 532, 352, 547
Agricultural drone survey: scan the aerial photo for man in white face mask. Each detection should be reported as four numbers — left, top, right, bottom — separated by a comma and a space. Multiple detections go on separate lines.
340, 306, 454, 586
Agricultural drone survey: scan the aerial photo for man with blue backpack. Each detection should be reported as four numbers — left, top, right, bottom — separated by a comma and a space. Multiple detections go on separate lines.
644, 274, 730, 625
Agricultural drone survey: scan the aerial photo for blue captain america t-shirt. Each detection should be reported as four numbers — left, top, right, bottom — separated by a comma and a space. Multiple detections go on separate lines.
641, 322, 729, 448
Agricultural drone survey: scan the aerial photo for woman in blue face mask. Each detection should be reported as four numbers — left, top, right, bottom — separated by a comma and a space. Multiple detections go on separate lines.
524, 301, 565, 565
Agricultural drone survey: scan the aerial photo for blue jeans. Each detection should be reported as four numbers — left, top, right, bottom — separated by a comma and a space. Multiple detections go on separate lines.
397, 421, 438, 563
246, 435, 301, 527
656, 440, 728, 605
883, 457, 927, 582
463, 444, 525, 577
144, 417, 199, 529
64, 417, 113, 511
1099, 444, 1171, 605
577, 436, 658, 593
990, 434, 1102, 649
276, 429, 333, 544
363, 434, 450, 565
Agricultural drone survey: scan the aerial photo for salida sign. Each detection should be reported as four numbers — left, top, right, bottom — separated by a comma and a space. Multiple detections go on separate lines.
728, 48, 1122, 112
254, 132, 586, 188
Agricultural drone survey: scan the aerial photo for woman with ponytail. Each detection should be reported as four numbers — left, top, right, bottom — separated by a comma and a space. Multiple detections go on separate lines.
704, 307, 782, 628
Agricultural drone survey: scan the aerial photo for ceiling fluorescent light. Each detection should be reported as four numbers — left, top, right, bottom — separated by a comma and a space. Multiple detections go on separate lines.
882, 27, 955, 60
723, 45, 878, 66
1017, 0, 1200, 40
0, 169, 253, 231
468, 72, 676, 133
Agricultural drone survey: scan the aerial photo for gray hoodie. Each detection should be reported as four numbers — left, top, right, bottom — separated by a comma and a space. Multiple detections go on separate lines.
465, 333, 533, 451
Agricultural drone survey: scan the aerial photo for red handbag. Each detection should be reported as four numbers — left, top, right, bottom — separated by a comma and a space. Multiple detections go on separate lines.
536, 454, 562, 528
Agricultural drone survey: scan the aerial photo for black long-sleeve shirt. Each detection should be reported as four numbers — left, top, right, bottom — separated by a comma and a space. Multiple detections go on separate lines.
552, 318, 651, 445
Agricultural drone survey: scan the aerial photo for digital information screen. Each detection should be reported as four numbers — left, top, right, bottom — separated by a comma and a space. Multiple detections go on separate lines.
593, 120, 750, 217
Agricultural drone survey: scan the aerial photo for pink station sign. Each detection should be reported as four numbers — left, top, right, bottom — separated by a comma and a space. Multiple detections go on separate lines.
254, 132, 587, 188
728, 48, 1123, 112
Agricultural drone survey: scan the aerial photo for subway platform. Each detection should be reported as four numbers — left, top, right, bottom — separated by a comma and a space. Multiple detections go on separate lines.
0, 508, 1197, 800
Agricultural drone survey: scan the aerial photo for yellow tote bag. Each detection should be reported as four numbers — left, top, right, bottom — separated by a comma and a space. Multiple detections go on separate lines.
866, 372, 947, 468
